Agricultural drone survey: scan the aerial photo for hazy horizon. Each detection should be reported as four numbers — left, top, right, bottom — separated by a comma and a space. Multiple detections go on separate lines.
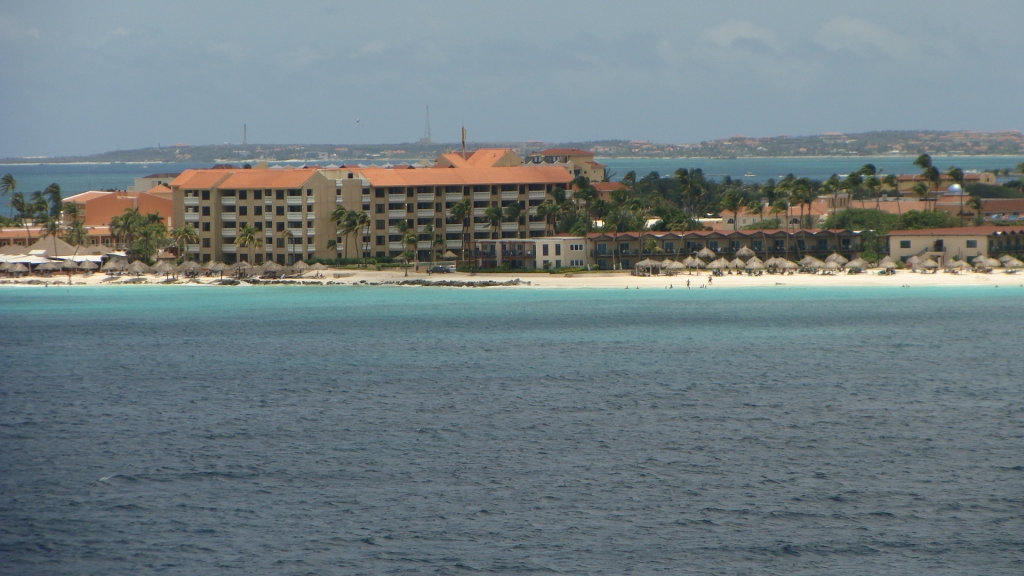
2, 1, 1022, 158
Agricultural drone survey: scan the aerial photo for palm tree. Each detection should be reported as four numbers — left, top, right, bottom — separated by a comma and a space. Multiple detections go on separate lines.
330, 206, 349, 258
1, 174, 16, 218
339, 210, 362, 263
171, 225, 200, 262
882, 174, 901, 214
40, 215, 61, 253
914, 153, 941, 210
401, 229, 418, 276
236, 224, 263, 264
448, 198, 472, 261
280, 229, 295, 264
720, 189, 743, 231
64, 219, 91, 247
535, 200, 557, 236
110, 208, 147, 255
484, 204, 504, 240
912, 182, 930, 210
503, 201, 522, 235
967, 194, 983, 223
352, 211, 370, 266
43, 183, 62, 217
947, 166, 966, 221
62, 200, 81, 223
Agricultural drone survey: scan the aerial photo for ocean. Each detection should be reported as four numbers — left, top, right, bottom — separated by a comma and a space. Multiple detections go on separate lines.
2, 155, 1022, 200
1, 285, 1022, 573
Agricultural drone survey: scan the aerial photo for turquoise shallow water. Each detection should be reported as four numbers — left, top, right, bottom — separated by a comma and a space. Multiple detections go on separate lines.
1, 286, 1023, 574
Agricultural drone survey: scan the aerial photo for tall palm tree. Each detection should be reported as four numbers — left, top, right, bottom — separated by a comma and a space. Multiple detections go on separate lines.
43, 183, 62, 217
330, 206, 349, 258
64, 219, 91, 247
947, 166, 966, 221
1, 174, 17, 218
503, 201, 522, 234
171, 225, 200, 262
40, 215, 61, 253
280, 228, 295, 264
967, 194, 983, 223
912, 182, 930, 210
109, 208, 146, 254
720, 189, 743, 231
62, 200, 81, 223
401, 229, 419, 276
882, 174, 901, 214
914, 153, 941, 209
339, 210, 362, 263
236, 224, 263, 264
353, 211, 370, 265
484, 204, 504, 240
448, 198, 472, 261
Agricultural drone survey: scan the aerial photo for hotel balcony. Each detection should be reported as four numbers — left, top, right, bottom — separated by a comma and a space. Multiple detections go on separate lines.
184, 197, 199, 206
286, 197, 303, 205
417, 209, 434, 218
362, 195, 370, 204
306, 228, 315, 235
388, 194, 405, 203
473, 191, 491, 200
287, 213, 303, 221
389, 242, 405, 250
186, 243, 200, 253
528, 190, 547, 200
184, 212, 199, 222
501, 222, 518, 231
445, 192, 463, 201
222, 228, 237, 238
389, 209, 407, 218
474, 223, 490, 232
265, 212, 273, 220
446, 224, 462, 233
221, 197, 236, 206
473, 207, 486, 216
501, 190, 519, 200
448, 239, 463, 248
529, 221, 546, 230
417, 193, 434, 202
222, 244, 236, 253
417, 241, 433, 249
222, 212, 236, 222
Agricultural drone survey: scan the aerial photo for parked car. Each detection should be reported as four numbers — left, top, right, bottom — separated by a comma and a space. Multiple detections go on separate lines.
428, 265, 456, 273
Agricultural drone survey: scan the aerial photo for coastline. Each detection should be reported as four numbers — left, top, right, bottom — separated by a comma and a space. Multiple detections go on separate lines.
3, 268, 1022, 290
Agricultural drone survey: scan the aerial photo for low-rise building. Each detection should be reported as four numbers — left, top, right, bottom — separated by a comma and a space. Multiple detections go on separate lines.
887, 226, 1024, 262
524, 148, 606, 183
474, 236, 587, 269
63, 190, 173, 227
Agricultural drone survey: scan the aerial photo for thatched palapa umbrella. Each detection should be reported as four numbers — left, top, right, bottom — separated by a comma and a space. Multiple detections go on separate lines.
983, 257, 1002, 268
442, 250, 458, 260
971, 254, 988, 266
8, 263, 28, 275
779, 259, 798, 270
179, 261, 202, 277
997, 255, 1016, 264
945, 260, 972, 270
310, 263, 328, 271
128, 260, 152, 276
292, 261, 310, 273
695, 247, 715, 260
687, 257, 705, 270
230, 261, 254, 277
744, 256, 766, 270
918, 258, 939, 269
663, 260, 685, 271
825, 253, 848, 265
735, 246, 755, 260
846, 258, 870, 270
822, 260, 840, 271
37, 261, 61, 272
878, 256, 896, 268
707, 258, 729, 270
1002, 257, 1023, 269
728, 257, 744, 269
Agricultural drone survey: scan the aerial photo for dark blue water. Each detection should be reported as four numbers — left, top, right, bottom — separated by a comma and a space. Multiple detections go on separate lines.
1, 286, 1023, 574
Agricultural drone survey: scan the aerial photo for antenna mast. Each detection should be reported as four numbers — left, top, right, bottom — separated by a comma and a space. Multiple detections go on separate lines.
419, 106, 432, 145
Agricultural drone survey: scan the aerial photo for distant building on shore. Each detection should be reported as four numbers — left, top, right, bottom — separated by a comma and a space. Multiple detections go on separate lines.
888, 226, 1024, 263
524, 148, 606, 183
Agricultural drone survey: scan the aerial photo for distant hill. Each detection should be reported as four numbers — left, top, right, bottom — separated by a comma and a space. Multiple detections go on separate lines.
3, 130, 1022, 164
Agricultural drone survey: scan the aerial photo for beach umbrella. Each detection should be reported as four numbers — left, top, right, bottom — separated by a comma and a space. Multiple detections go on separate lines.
919, 258, 939, 269
292, 261, 310, 273
60, 259, 79, 271
695, 247, 715, 260
878, 255, 896, 267
906, 255, 922, 266
37, 261, 61, 272
309, 263, 328, 271
230, 261, 253, 274
128, 260, 152, 276
153, 260, 176, 275
744, 257, 766, 270
707, 258, 728, 270
984, 257, 1002, 268
735, 246, 755, 260
822, 260, 840, 271
971, 254, 988, 265
442, 251, 458, 260
825, 253, 848, 265
725, 257, 742, 269
799, 255, 819, 266
687, 257, 705, 269
78, 260, 98, 271
663, 260, 685, 270
179, 261, 202, 276
764, 257, 782, 268
260, 261, 283, 272
847, 258, 870, 269
997, 255, 1015, 264
8, 263, 28, 274
102, 259, 127, 273
0, 262, 11, 272
780, 260, 798, 270
1003, 258, 1023, 269
945, 260, 971, 270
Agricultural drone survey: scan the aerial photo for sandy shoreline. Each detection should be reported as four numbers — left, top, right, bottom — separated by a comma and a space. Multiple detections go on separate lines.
2, 268, 1022, 290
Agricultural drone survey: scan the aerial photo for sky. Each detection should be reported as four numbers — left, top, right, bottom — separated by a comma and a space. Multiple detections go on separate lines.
1, 0, 1022, 158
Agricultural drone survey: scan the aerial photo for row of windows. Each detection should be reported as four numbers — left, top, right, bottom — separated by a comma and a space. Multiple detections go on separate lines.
186, 189, 313, 200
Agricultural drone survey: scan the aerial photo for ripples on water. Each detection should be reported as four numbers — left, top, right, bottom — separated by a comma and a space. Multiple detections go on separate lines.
1, 286, 1022, 574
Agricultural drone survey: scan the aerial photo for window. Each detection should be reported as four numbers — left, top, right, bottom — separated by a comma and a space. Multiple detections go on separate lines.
276, 190, 285, 200
202, 222, 210, 232
542, 244, 549, 256
288, 205, 302, 213
238, 206, 247, 216
376, 220, 385, 230
277, 238, 285, 248
254, 190, 262, 200
255, 222, 263, 231
435, 218, 443, 227
376, 236, 385, 246
276, 222, 285, 232
709, 241, 719, 251
570, 259, 584, 266
288, 189, 301, 197
223, 205, 235, 213
307, 189, 313, 196
555, 260, 562, 268
375, 189, 385, 198
555, 245, 561, 256
239, 191, 247, 200
202, 238, 210, 248
376, 204, 385, 213
202, 190, 210, 200
202, 206, 210, 216
288, 222, 302, 229
663, 242, 674, 253
966, 240, 977, 248
222, 190, 235, 197
900, 240, 911, 249
406, 204, 414, 213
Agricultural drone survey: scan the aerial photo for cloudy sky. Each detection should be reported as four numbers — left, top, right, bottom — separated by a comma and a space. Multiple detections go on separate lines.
1, 0, 1022, 157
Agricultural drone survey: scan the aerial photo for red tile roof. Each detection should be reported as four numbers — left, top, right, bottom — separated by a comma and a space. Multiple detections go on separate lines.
361, 166, 571, 187
889, 226, 1024, 236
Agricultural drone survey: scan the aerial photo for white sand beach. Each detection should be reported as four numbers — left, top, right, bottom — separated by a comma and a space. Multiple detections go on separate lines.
3, 267, 1021, 290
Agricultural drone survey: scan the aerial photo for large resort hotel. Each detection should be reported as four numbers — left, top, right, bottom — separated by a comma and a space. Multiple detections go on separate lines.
170, 149, 576, 265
